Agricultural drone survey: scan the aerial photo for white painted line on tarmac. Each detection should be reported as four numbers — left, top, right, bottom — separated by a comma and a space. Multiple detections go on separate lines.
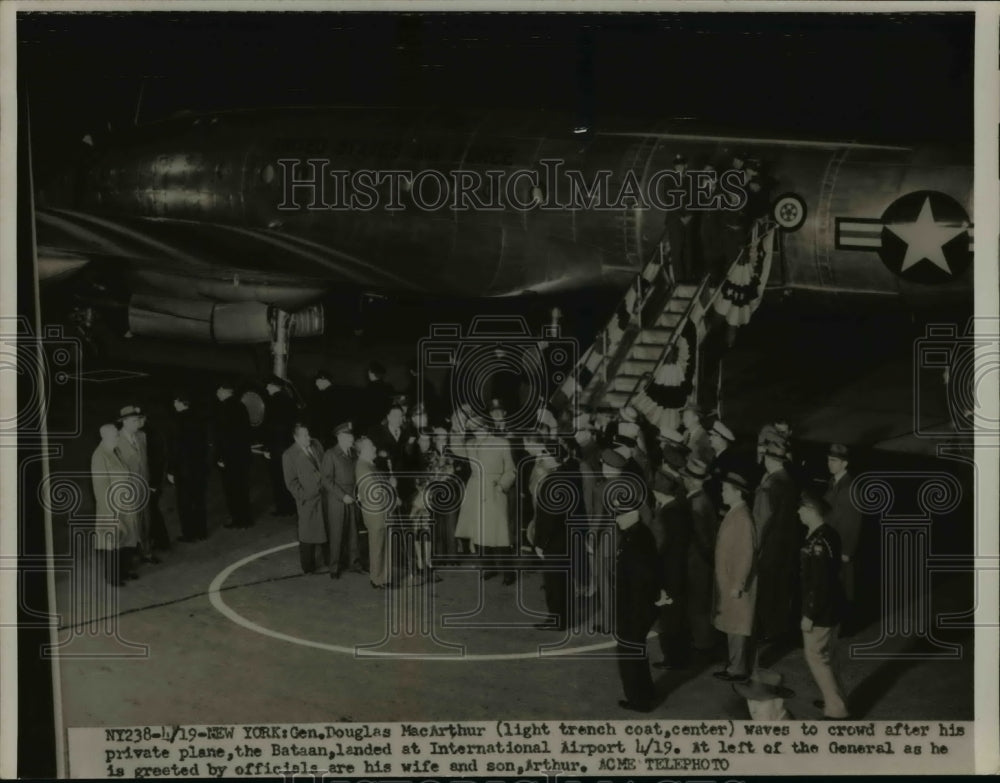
207, 540, 635, 660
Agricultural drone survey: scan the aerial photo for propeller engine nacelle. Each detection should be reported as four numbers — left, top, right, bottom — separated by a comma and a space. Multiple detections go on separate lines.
126, 294, 323, 343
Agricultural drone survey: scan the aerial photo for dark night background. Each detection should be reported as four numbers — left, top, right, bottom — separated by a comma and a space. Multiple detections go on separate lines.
14, 9, 975, 779
19, 11, 973, 172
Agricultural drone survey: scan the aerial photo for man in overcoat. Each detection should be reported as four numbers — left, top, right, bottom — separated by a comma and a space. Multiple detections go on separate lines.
283, 424, 328, 574
613, 507, 661, 712
116, 404, 154, 562
322, 421, 362, 578
91, 423, 141, 584
712, 471, 757, 682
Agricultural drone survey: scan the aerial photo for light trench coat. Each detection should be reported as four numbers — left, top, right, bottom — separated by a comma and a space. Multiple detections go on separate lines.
453, 435, 516, 548
713, 500, 758, 637
90, 444, 141, 550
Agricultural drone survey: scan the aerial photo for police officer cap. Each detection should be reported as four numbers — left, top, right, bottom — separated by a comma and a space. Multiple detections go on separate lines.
334, 421, 353, 436
828, 443, 850, 460
601, 449, 627, 469
617, 420, 640, 439
799, 489, 831, 515
217, 379, 235, 391
712, 421, 736, 442
118, 404, 143, 420
657, 425, 685, 444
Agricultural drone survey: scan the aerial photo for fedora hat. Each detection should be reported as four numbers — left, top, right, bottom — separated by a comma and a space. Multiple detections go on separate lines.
117, 404, 143, 420
721, 471, 751, 493
828, 443, 850, 460
679, 455, 709, 480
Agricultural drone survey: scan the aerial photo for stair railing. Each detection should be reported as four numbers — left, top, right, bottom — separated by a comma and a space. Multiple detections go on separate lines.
558, 226, 671, 399
623, 216, 775, 408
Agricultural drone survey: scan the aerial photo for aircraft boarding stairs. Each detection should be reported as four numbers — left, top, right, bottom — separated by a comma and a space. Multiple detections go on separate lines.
549, 217, 776, 424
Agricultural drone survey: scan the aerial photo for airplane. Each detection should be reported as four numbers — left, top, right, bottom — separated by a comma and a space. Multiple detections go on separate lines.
32, 106, 973, 398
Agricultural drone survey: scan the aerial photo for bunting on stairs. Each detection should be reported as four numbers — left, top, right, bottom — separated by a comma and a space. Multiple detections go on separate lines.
714, 224, 776, 326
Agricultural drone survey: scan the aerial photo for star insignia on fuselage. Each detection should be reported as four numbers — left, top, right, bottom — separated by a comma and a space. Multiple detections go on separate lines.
835, 190, 973, 285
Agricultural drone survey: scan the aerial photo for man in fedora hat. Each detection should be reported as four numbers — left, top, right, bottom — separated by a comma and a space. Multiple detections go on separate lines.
705, 419, 739, 515
650, 469, 692, 671
823, 443, 862, 634
321, 421, 363, 578
680, 455, 720, 653
283, 423, 328, 575
91, 423, 141, 585
116, 404, 156, 563
798, 489, 850, 720
733, 669, 795, 721
263, 375, 297, 517
751, 439, 801, 668
712, 471, 757, 682
214, 381, 254, 529
613, 507, 660, 712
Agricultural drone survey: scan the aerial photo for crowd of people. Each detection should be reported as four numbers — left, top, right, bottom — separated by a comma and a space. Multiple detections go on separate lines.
88, 345, 864, 720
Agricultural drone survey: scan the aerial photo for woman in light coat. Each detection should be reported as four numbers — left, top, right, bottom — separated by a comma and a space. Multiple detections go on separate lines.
452, 418, 515, 579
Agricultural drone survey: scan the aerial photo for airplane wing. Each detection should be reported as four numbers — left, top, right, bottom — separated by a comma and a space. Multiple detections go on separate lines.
34, 207, 425, 307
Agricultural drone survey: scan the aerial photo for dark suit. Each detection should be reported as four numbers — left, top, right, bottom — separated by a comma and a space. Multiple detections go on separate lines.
686, 488, 719, 650
215, 396, 253, 528
264, 389, 298, 514
321, 445, 361, 572
533, 460, 585, 628
143, 421, 172, 550
168, 409, 209, 540
824, 472, 861, 603
664, 172, 698, 282
655, 495, 692, 667
614, 520, 661, 710
308, 385, 338, 448
753, 466, 801, 641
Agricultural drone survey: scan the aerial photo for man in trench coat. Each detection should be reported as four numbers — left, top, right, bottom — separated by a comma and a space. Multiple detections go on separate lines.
91, 423, 142, 584
712, 471, 758, 682
283, 424, 328, 574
